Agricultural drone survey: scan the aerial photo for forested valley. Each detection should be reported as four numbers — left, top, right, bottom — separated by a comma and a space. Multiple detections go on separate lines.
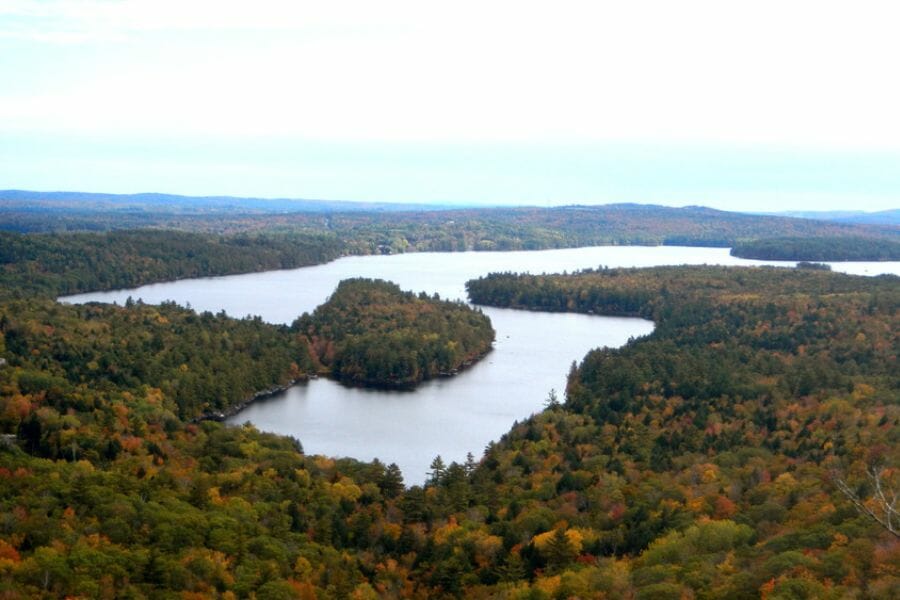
1, 230, 898, 597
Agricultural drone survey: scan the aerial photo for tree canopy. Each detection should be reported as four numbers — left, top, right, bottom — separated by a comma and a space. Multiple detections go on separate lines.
732, 236, 900, 261
293, 278, 494, 388
0, 232, 898, 597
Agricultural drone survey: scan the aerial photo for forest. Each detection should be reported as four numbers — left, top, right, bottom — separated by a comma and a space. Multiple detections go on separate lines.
293, 279, 494, 388
1, 237, 898, 597
0, 298, 314, 425
731, 236, 900, 261
4, 198, 900, 263
464, 266, 900, 598
0, 230, 344, 299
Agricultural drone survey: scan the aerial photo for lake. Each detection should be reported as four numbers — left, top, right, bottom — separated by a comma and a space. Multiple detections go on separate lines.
62, 246, 900, 483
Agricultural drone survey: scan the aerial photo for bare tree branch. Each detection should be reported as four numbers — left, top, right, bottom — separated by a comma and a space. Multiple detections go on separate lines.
834, 465, 900, 538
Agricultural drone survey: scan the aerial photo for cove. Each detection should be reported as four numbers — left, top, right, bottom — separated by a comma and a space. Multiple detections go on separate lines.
62, 246, 900, 483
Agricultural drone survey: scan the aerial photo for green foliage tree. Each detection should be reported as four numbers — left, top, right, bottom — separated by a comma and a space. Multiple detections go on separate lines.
543, 527, 578, 574
294, 278, 494, 388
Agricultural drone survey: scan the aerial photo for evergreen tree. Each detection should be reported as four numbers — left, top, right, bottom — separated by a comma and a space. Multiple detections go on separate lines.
464, 451, 477, 476
379, 463, 405, 499
428, 455, 446, 486
543, 528, 577, 574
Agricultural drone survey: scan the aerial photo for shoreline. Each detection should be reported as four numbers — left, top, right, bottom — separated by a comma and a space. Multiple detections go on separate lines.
330, 345, 495, 391
192, 375, 314, 423
199, 344, 496, 421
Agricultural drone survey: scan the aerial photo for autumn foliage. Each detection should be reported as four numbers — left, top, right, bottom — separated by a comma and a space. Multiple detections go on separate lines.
0, 248, 898, 596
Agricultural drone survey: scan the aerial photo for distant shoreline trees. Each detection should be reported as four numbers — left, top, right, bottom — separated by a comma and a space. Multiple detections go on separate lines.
731, 236, 900, 261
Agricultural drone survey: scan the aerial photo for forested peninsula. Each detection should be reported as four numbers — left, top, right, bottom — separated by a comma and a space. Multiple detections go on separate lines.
464, 266, 900, 598
293, 279, 494, 388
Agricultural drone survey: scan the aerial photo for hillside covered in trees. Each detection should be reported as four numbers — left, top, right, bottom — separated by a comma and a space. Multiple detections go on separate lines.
1, 244, 898, 596
1, 299, 315, 426
0, 230, 344, 299
465, 266, 900, 598
3, 192, 900, 263
323, 204, 899, 255
293, 278, 494, 388
731, 236, 900, 261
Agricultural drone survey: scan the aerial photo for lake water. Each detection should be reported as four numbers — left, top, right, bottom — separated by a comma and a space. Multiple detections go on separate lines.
62, 246, 900, 483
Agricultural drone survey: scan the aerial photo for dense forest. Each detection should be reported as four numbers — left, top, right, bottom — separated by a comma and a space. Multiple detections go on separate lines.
0, 230, 344, 299
464, 266, 900, 598
293, 279, 494, 388
0, 299, 316, 424
4, 194, 900, 262
731, 236, 900, 261
2, 244, 898, 596
0, 200, 899, 596
323, 205, 899, 255
775, 209, 900, 226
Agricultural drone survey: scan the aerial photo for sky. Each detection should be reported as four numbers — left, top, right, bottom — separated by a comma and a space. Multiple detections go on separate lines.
2, 0, 900, 212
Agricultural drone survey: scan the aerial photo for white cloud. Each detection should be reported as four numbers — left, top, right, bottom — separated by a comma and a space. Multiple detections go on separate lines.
3, 1, 900, 149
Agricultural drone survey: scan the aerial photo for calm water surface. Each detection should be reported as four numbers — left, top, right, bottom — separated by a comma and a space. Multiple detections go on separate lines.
63, 247, 900, 483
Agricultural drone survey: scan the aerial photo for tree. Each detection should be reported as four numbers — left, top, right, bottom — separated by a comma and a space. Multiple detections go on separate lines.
428, 455, 446, 486
544, 388, 561, 410
543, 528, 578, 573
834, 464, 900, 538
443, 462, 470, 512
495, 552, 527, 582
379, 463, 404, 499
464, 452, 477, 476
400, 486, 427, 523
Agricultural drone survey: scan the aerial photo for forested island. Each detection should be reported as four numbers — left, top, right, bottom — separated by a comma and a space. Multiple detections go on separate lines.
293, 278, 494, 388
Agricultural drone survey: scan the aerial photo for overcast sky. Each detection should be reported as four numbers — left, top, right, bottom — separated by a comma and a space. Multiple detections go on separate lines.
3, 1, 900, 211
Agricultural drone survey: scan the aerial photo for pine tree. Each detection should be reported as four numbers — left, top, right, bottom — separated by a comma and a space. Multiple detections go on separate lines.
464, 451, 477, 476
543, 528, 577, 573
380, 463, 405, 499
428, 455, 446, 486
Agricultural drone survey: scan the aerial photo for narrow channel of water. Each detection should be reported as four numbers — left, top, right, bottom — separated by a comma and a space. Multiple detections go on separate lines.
231, 308, 652, 483
62, 246, 900, 483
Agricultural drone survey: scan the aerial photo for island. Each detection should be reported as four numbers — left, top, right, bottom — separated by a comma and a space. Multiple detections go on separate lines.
293, 278, 494, 388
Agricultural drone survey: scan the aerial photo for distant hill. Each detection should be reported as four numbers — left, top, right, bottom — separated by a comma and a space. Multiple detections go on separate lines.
2, 191, 898, 262
0, 189, 454, 215
766, 208, 900, 226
